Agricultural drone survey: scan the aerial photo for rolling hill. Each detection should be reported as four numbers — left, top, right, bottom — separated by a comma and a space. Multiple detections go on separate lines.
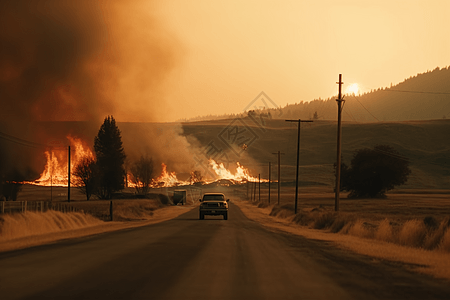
1, 118, 449, 191
182, 118, 450, 190
183, 66, 450, 123
278, 67, 450, 122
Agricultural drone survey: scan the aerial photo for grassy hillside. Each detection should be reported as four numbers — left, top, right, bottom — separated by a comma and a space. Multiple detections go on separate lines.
182, 118, 450, 190
183, 67, 450, 122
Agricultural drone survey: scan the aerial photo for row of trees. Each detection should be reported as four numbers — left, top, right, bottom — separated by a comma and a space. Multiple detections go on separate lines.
0, 114, 413, 202
76, 116, 410, 200
73, 116, 207, 200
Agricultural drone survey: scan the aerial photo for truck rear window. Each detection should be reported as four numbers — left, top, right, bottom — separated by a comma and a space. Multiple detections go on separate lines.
203, 195, 224, 201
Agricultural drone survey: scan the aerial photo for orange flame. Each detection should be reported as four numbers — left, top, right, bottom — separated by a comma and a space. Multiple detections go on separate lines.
29, 136, 94, 187
208, 159, 267, 182
150, 163, 189, 188
29, 137, 266, 189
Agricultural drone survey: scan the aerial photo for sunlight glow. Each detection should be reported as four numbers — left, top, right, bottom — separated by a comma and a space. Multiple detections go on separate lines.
346, 83, 359, 95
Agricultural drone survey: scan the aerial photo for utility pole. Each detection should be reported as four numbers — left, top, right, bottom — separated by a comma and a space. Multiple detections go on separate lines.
285, 119, 313, 214
268, 162, 271, 204
335, 74, 345, 212
272, 151, 285, 205
68, 146, 71, 203
258, 174, 261, 202
51, 151, 53, 202
247, 175, 249, 199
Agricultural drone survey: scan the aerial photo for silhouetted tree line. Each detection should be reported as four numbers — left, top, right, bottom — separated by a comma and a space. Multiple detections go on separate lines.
0, 161, 37, 201
0, 169, 24, 201
181, 66, 450, 123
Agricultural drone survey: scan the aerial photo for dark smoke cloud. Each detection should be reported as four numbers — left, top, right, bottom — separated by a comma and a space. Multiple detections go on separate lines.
0, 0, 180, 122
0, 0, 102, 121
0, 0, 187, 180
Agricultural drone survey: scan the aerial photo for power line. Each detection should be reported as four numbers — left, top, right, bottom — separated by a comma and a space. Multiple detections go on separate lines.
348, 95, 380, 122
0, 131, 46, 148
0, 131, 66, 149
343, 100, 358, 122
371, 147, 410, 162
381, 90, 450, 95
359, 146, 450, 169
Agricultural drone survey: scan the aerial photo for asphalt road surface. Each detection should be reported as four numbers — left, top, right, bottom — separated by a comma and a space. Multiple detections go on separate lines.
1, 202, 450, 300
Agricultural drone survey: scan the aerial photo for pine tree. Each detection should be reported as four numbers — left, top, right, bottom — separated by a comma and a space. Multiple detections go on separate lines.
94, 116, 126, 199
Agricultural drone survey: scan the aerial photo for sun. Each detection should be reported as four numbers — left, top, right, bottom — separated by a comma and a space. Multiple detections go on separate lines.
346, 83, 359, 95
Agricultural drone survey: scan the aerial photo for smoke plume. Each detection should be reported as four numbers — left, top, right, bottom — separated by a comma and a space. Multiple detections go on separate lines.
0, 0, 193, 180
0, 0, 180, 122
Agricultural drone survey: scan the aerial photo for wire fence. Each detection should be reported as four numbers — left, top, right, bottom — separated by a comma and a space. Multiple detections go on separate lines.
0, 200, 115, 222
0, 201, 79, 215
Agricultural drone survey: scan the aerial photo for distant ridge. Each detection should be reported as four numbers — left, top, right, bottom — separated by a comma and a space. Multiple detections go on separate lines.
181, 67, 450, 122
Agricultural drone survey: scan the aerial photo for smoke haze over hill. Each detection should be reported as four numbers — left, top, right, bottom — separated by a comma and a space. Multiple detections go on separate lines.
274, 67, 450, 122
181, 67, 450, 123
0, 0, 186, 179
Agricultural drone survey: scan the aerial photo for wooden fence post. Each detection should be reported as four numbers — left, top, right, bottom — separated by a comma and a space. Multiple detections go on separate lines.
110, 201, 113, 221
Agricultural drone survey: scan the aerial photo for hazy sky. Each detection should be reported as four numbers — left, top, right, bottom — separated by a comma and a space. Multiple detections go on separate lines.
152, 0, 450, 121
2, 0, 447, 123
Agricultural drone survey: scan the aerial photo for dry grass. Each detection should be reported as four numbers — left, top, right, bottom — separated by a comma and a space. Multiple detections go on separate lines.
0, 210, 103, 242
269, 204, 295, 219
347, 219, 373, 239
235, 200, 450, 281
0, 204, 194, 253
439, 229, 450, 252
254, 199, 450, 253
375, 219, 395, 243
398, 219, 428, 247
113, 200, 162, 221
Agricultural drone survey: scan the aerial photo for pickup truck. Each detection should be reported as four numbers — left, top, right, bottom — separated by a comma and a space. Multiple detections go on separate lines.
199, 193, 229, 220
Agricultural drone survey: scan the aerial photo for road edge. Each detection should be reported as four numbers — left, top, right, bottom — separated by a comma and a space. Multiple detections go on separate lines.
0, 205, 195, 253
234, 199, 450, 281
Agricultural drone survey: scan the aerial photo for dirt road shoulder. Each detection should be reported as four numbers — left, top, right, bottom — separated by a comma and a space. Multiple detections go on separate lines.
0, 205, 194, 253
234, 200, 450, 281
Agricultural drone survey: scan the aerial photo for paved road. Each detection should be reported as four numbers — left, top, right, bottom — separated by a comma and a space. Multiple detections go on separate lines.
1, 202, 449, 300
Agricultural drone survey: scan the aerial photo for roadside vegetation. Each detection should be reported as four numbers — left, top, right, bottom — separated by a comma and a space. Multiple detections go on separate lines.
129, 154, 154, 195
256, 202, 450, 253
0, 196, 178, 249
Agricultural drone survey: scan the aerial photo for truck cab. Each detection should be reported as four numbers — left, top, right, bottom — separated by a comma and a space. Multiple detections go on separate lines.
199, 193, 229, 220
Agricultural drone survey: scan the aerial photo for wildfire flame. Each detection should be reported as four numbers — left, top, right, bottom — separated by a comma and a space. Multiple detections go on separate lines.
151, 163, 189, 187
208, 159, 267, 182
128, 160, 264, 189
29, 136, 266, 189
29, 136, 94, 187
